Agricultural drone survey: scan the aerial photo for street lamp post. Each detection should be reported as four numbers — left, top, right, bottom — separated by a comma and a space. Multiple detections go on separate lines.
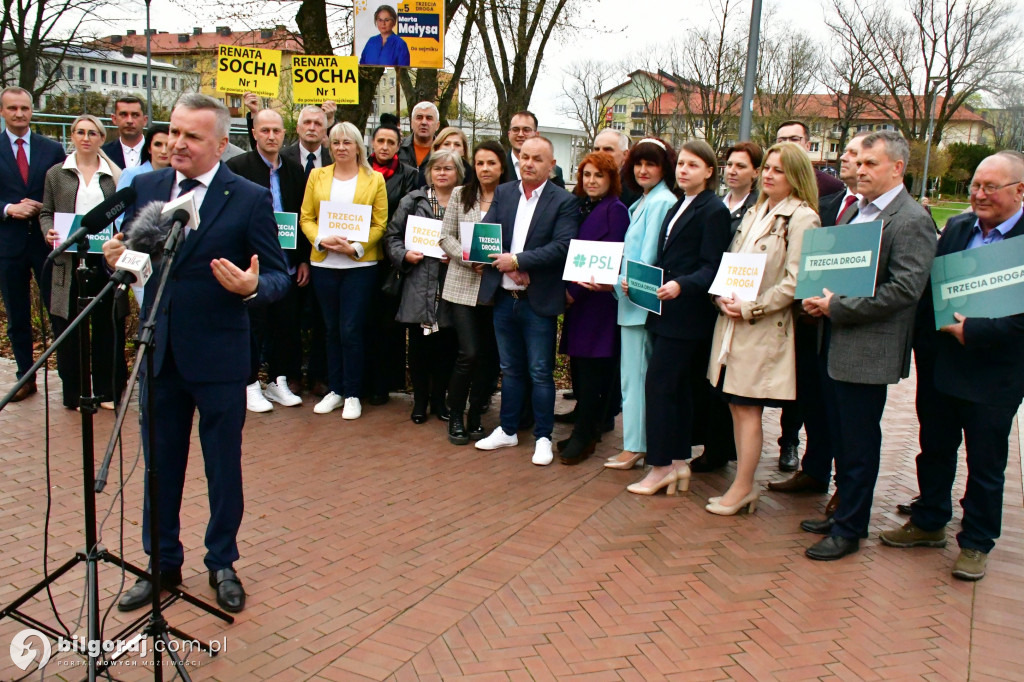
738, 0, 763, 142
145, 0, 153, 121
920, 75, 944, 202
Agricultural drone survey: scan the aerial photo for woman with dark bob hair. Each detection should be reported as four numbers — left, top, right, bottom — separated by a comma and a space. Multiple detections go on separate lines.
604, 137, 679, 471
557, 151, 630, 464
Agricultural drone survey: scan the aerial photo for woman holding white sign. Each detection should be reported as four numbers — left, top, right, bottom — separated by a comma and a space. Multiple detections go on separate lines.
300, 121, 388, 419
439, 141, 507, 444
39, 113, 127, 410
704, 142, 820, 514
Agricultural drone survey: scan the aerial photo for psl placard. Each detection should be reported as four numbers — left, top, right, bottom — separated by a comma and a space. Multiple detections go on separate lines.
217, 45, 281, 98
562, 239, 625, 285
292, 55, 359, 105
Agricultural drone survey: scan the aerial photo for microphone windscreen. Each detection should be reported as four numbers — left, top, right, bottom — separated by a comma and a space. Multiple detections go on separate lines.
125, 201, 172, 257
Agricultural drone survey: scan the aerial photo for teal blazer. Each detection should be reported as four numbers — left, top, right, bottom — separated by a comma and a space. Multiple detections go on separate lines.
615, 180, 678, 327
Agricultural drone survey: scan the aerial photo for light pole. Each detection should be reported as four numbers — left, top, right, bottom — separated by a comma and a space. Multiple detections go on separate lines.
919, 75, 944, 202
738, 0, 763, 142
144, 0, 153, 121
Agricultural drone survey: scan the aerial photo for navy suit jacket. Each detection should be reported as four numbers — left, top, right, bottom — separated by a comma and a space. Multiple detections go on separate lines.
915, 211, 1024, 405
101, 139, 126, 169
479, 180, 579, 317
121, 164, 290, 384
502, 150, 566, 188
0, 132, 66, 256
646, 189, 732, 340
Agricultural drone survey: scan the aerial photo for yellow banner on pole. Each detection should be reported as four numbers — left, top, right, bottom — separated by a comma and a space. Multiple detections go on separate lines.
292, 56, 359, 105
397, 0, 444, 69
216, 45, 281, 98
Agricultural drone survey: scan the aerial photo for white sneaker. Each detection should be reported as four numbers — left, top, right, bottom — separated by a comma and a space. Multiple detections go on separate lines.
342, 397, 362, 420
314, 391, 343, 414
532, 437, 553, 466
246, 381, 273, 413
264, 376, 302, 407
475, 426, 518, 450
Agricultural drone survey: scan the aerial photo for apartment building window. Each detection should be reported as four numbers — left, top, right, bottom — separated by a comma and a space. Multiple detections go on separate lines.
230, 95, 242, 107
829, 142, 840, 153
162, 76, 167, 89
66, 66, 74, 80
79, 67, 85, 81
810, 142, 820, 152
171, 78, 177, 90
132, 73, 138, 87
613, 104, 626, 114
122, 72, 128, 86
610, 121, 625, 130
100, 70, 106, 83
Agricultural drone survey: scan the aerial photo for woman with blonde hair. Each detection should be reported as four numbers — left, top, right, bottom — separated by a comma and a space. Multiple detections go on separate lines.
433, 126, 473, 183
704, 142, 821, 515
40, 114, 125, 409
300, 121, 388, 419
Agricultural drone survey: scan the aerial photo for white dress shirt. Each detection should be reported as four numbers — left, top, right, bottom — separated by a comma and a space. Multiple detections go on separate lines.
851, 184, 904, 224
62, 153, 115, 215
502, 180, 546, 290
120, 138, 146, 169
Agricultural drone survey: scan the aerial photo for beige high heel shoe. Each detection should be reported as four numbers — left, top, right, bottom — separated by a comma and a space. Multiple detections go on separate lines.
627, 468, 679, 496
674, 460, 691, 493
604, 451, 645, 470
705, 489, 759, 515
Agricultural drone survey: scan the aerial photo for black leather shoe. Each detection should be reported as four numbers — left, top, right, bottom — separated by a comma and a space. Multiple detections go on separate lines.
689, 453, 726, 473
466, 412, 484, 440
767, 471, 828, 493
600, 418, 615, 433
805, 535, 860, 561
779, 444, 799, 472
209, 568, 246, 613
559, 438, 596, 466
411, 399, 427, 424
556, 436, 571, 452
897, 496, 919, 515
366, 393, 389, 406
118, 567, 182, 612
553, 410, 577, 424
448, 416, 469, 445
800, 516, 834, 535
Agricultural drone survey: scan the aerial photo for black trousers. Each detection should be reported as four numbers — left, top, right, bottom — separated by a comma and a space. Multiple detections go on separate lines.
299, 278, 327, 387
911, 358, 1019, 554
795, 319, 839, 483
645, 334, 707, 467
569, 356, 616, 443
830, 380, 888, 540
364, 267, 408, 397
407, 324, 456, 408
248, 279, 301, 384
446, 303, 498, 415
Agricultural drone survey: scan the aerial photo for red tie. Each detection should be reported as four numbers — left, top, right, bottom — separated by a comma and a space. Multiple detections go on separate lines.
15, 139, 29, 185
837, 194, 857, 222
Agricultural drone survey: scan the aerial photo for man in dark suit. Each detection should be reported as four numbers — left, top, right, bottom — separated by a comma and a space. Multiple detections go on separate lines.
227, 108, 310, 411
878, 151, 1024, 581
474, 136, 578, 465
101, 95, 147, 169
0, 86, 65, 400
285, 104, 334, 175
800, 131, 936, 561
397, 101, 440, 187
502, 111, 565, 189
103, 94, 290, 613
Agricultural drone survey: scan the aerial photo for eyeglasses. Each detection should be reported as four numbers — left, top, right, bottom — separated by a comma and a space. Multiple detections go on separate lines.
969, 181, 1022, 195
509, 127, 534, 135
73, 129, 102, 137
776, 135, 805, 143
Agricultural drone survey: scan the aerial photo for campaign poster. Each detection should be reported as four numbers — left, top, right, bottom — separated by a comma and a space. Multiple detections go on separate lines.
355, 0, 444, 69
317, 202, 372, 242
404, 216, 444, 258
794, 221, 883, 299
53, 213, 111, 254
292, 56, 359, 105
216, 45, 282, 98
930, 235, 1024, 329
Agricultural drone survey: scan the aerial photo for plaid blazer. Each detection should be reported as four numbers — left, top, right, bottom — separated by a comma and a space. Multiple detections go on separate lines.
439, 185, 485, 306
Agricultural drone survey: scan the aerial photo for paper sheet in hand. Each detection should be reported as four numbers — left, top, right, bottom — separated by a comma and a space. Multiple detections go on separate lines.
708, 252, 767, 301
562, 240, 626, 285
460, 222, 502, 264
317, 202, 371, 243
930, 234, 1024, 329
625, 259, 663, 315
275, 212, 298, 250
53, 213, 111, 254
405, 216, 444, 259
162, 191, 200, 230
794, 220, 883, 299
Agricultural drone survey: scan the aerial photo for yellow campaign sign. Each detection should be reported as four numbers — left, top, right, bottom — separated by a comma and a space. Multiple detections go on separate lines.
216, 45, 281, 98
292, 55, 359, 105
397, 0, 444, 69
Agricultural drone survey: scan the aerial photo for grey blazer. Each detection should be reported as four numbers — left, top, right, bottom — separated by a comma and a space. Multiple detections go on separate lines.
826, 187, 937, 384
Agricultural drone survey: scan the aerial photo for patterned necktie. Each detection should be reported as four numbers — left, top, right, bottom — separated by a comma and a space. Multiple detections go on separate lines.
15, 139, 29, 185
305, 152, 316, 176
837, 194, 858, 223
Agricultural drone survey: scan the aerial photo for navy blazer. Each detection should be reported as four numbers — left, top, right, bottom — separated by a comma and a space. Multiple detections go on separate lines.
915, 211, 1024, 405
101, 139, 126, 169
478, 180, 580, 317
646, 189, 732, 340
501, 150, 566, 188
121, 164, 290, 384
0, 132, 66, 255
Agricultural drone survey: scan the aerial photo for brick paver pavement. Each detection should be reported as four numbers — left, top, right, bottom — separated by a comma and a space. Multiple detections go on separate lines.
0, 359, 1021, 681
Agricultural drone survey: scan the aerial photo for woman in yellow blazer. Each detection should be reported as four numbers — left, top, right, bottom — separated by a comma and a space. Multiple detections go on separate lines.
705, 142, 821, 515
300, 121, 388, 418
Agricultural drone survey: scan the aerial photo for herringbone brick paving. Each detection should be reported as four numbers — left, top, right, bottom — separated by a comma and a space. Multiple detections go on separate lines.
0, 359, 1020, 680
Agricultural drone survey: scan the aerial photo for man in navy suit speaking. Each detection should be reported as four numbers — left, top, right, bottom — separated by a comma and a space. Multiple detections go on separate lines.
103, 94, 289, 613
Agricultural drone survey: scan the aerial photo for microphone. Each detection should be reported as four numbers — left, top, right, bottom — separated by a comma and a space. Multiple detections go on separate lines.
113, 203, 189, 298
47, 186, 137, 263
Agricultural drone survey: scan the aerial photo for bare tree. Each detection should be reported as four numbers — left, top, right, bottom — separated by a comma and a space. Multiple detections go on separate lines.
822, 29, 876, 170
558, 59, 618, 149
752, 26, 817, 148
985, 75, 1024, 151
617, 59, 675, 141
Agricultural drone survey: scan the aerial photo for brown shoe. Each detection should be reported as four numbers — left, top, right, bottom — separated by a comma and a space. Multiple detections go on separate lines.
10, 381, 37, 402
767, 471, 828, 493
824, 492, 840, 517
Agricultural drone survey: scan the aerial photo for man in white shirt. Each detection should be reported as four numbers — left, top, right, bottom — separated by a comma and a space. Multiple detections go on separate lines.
102, 95, 147, 169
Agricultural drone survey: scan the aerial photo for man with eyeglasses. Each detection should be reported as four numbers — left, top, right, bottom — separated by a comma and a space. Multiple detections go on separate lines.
878, 151, 1024, 581
502, 111, 565, 188
0, 86, 65, 401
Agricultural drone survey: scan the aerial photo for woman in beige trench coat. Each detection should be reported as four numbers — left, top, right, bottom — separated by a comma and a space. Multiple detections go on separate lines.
705, 142, 821, 515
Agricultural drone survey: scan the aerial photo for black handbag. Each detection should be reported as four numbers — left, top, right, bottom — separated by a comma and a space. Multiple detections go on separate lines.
381, 266, 403, 296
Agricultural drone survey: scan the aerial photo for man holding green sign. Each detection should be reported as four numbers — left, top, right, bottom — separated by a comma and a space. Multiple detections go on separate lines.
879, 151, 1024, 581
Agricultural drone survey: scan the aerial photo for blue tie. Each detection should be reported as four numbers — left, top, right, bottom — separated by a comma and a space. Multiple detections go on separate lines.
178, 178, 200, 195
305, 152, 316, 176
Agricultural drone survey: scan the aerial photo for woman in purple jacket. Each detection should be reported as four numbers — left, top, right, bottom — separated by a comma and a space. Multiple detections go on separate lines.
557, 152, 630, 464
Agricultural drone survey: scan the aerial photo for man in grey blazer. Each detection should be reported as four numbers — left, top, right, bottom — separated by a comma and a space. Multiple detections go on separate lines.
799, 131, 937, 561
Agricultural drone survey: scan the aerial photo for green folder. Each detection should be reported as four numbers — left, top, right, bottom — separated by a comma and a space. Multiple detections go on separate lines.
931, 234, 1024, 329
625, 259, 662, 315
467, 223, 502, 264
275, 212, 298, 250
794, 220, 883, 299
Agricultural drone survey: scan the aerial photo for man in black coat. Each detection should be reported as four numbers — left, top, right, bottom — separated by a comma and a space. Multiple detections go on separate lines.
502, 111, 565, 188
397, 101, 440, 187
101, 95, 147, 169
0, 86, 65, 400
878, 151, 1024, 581
227, 108, 310, 411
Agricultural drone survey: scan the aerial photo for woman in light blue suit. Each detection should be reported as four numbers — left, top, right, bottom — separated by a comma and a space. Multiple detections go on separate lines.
603, 137, 679, 470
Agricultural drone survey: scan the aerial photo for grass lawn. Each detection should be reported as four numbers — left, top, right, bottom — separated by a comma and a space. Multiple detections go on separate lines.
930, 201, 970, 230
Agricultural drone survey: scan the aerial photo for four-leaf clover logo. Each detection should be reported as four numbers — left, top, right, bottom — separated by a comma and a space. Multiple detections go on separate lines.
572, 253, 587, 267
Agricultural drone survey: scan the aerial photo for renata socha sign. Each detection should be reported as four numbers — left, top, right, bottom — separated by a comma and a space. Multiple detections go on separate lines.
216, 45, 281, 98
794, 220, 883, 299
292, 55, 358, 105
930, 234, 1024, 329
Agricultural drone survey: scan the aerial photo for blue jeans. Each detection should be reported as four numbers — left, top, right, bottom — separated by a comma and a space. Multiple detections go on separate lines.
493, 291, 557, 439
311, 264, 377, 397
